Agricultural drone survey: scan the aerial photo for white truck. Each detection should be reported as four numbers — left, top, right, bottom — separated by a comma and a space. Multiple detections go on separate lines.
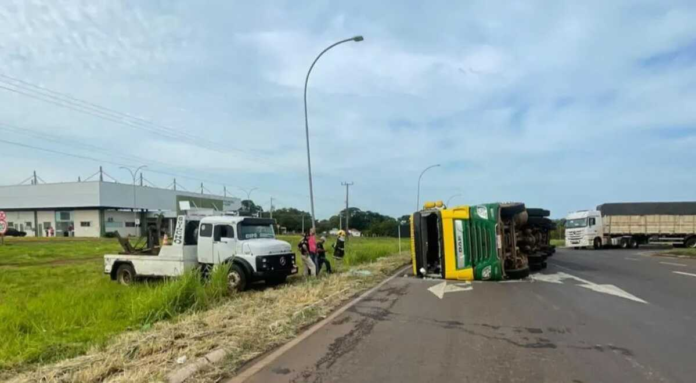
104, 212, 297, 290
565, 202, 696, 249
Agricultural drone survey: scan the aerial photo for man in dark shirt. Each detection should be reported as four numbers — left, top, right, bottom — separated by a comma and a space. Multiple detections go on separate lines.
316, 236, 332, 275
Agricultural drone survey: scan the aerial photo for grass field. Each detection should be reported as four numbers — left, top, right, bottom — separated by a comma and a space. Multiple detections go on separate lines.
0, 235, 402, 371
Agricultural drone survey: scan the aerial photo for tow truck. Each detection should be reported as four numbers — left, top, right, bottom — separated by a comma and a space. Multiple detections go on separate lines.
104, 210, 297, 291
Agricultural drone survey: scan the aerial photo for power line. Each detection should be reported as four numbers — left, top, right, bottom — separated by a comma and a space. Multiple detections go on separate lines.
0, 75, 300, 172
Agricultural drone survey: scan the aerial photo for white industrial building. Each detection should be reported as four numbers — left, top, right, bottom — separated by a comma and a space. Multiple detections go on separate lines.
0, 181, 241, 237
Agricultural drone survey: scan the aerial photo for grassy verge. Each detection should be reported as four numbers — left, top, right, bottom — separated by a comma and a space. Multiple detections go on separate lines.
550, 239, 565, 247
657, 248, 696, 257
0, 235, 404, 377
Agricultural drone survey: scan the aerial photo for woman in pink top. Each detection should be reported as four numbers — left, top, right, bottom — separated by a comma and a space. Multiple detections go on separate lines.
308, 228, 318, 272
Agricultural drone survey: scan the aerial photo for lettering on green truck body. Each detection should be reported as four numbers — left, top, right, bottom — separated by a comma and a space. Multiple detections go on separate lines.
454, 219, 469, 269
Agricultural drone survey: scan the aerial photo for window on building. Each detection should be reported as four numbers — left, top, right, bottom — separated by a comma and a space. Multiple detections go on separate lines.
107, 217, 115, 223
81, 222, 91, 227
8, 222, 14, 228
125, 222, 136, 228
58, 211, 71, 221
25, 222, 33, 229
199, 223, 213, 238
43, 222, 52, 229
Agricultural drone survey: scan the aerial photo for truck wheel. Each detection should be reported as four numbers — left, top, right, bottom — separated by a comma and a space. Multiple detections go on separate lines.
593, 238, 602, 250
506, 267, 530, 280
116, 264, 136, 286
266, 275, 287, 286
227, 264, 247, 292
620, 239, 629, 249
628, 238, 638, 249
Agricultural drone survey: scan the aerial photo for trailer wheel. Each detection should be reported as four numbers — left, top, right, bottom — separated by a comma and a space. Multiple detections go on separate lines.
685, 237, 696, 248
506, 267, 530, 280
593, 238, 602, 250
628, 237, 638, 249
620, 239, 629, 249
116, 264, 136, 286
227, 264, 247, 292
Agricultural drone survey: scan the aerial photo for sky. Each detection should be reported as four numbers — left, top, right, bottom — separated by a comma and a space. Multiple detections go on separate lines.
1, 0, 695, 219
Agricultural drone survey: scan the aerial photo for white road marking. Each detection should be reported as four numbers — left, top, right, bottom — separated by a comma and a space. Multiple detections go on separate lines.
673, 271, 696, 278
660, 262, 687, 267
625, 258, 641, 261
428, 281, 472, 299
532, 272, 648, 304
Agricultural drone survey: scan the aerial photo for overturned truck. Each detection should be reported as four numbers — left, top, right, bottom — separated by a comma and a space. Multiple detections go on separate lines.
411, 201, 555, 281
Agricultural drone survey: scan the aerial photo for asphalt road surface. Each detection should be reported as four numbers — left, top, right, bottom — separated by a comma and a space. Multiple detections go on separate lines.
233, 248, 696, 383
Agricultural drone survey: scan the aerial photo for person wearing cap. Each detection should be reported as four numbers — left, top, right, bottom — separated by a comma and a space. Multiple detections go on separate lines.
316, 236, 332, 274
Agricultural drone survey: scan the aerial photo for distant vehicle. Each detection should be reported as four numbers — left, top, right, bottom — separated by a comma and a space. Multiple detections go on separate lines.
565, 202, 696, 249
3, 228, 27, 237
104, 211, 297, 291
411, 201, 555, 281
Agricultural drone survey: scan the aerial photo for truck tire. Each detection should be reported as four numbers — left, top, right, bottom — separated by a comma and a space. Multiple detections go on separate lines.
593, 238, 602, 250
685, 237, 696, 248
620, 238, 629, 249
227, 264, 247, 292
116, 264, 136, 286
506, 267, 530, 280
628, 237, 638, 249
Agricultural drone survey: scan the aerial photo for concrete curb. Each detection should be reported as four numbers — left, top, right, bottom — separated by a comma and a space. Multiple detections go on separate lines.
166, 263, 411, 383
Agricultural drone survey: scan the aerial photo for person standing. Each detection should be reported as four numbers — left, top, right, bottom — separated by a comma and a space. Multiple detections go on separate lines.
308, 228, 318, 271
298, 233, 316, 276
316, 236, 332, 274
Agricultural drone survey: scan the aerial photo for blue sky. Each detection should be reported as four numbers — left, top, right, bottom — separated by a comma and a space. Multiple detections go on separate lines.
1, 0, 695, 219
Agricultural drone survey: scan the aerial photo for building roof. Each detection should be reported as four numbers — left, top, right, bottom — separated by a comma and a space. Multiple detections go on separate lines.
0, 181, 241, 212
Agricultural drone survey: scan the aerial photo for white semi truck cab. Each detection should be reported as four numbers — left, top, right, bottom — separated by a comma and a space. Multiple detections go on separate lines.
104, 213, 297, 290
564, 210, 603, 248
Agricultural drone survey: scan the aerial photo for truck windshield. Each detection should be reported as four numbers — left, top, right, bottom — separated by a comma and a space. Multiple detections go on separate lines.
566, 218, 588, 228
239, 224, 275, 240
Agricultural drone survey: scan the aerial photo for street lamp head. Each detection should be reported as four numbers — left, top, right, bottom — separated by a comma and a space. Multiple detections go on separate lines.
352, 35, 364, 42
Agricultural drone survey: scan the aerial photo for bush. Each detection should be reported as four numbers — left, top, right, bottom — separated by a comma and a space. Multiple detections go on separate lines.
103, 232, 117, 238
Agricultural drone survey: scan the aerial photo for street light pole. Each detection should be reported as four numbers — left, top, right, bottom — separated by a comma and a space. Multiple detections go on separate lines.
239, 187, 257, 214
446, 193, 463, 207
416, 164, 440, 211
304, 35, 364, 231
120, 165, 147, 235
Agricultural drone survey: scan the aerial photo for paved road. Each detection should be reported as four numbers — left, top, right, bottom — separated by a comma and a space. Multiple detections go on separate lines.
234, 248, 696, 383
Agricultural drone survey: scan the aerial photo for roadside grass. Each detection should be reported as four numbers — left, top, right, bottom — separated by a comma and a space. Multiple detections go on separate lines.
4, 252, 410, 383
660, 248, 696, 257
0, 235, 404, 373
550, 239, 565, 247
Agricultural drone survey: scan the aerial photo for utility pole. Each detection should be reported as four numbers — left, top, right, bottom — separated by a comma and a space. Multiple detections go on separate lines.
341, 182, 354, 240
270, 197, 274, 219
99, 166, 103, 182
33, 170, 37, 185
139, 173, 143, 186
224, 186, 227, 197
200, 183, 204, 194
302, 214, 305, 233
173, 178, 177, 191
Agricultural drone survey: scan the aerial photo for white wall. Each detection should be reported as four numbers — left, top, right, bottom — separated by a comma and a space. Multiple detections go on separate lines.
0, 183, 100, 209
4, 210, 37, 236
74, 210, 101, 237
104, 210, 139, 237
37, 211, 55, 236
